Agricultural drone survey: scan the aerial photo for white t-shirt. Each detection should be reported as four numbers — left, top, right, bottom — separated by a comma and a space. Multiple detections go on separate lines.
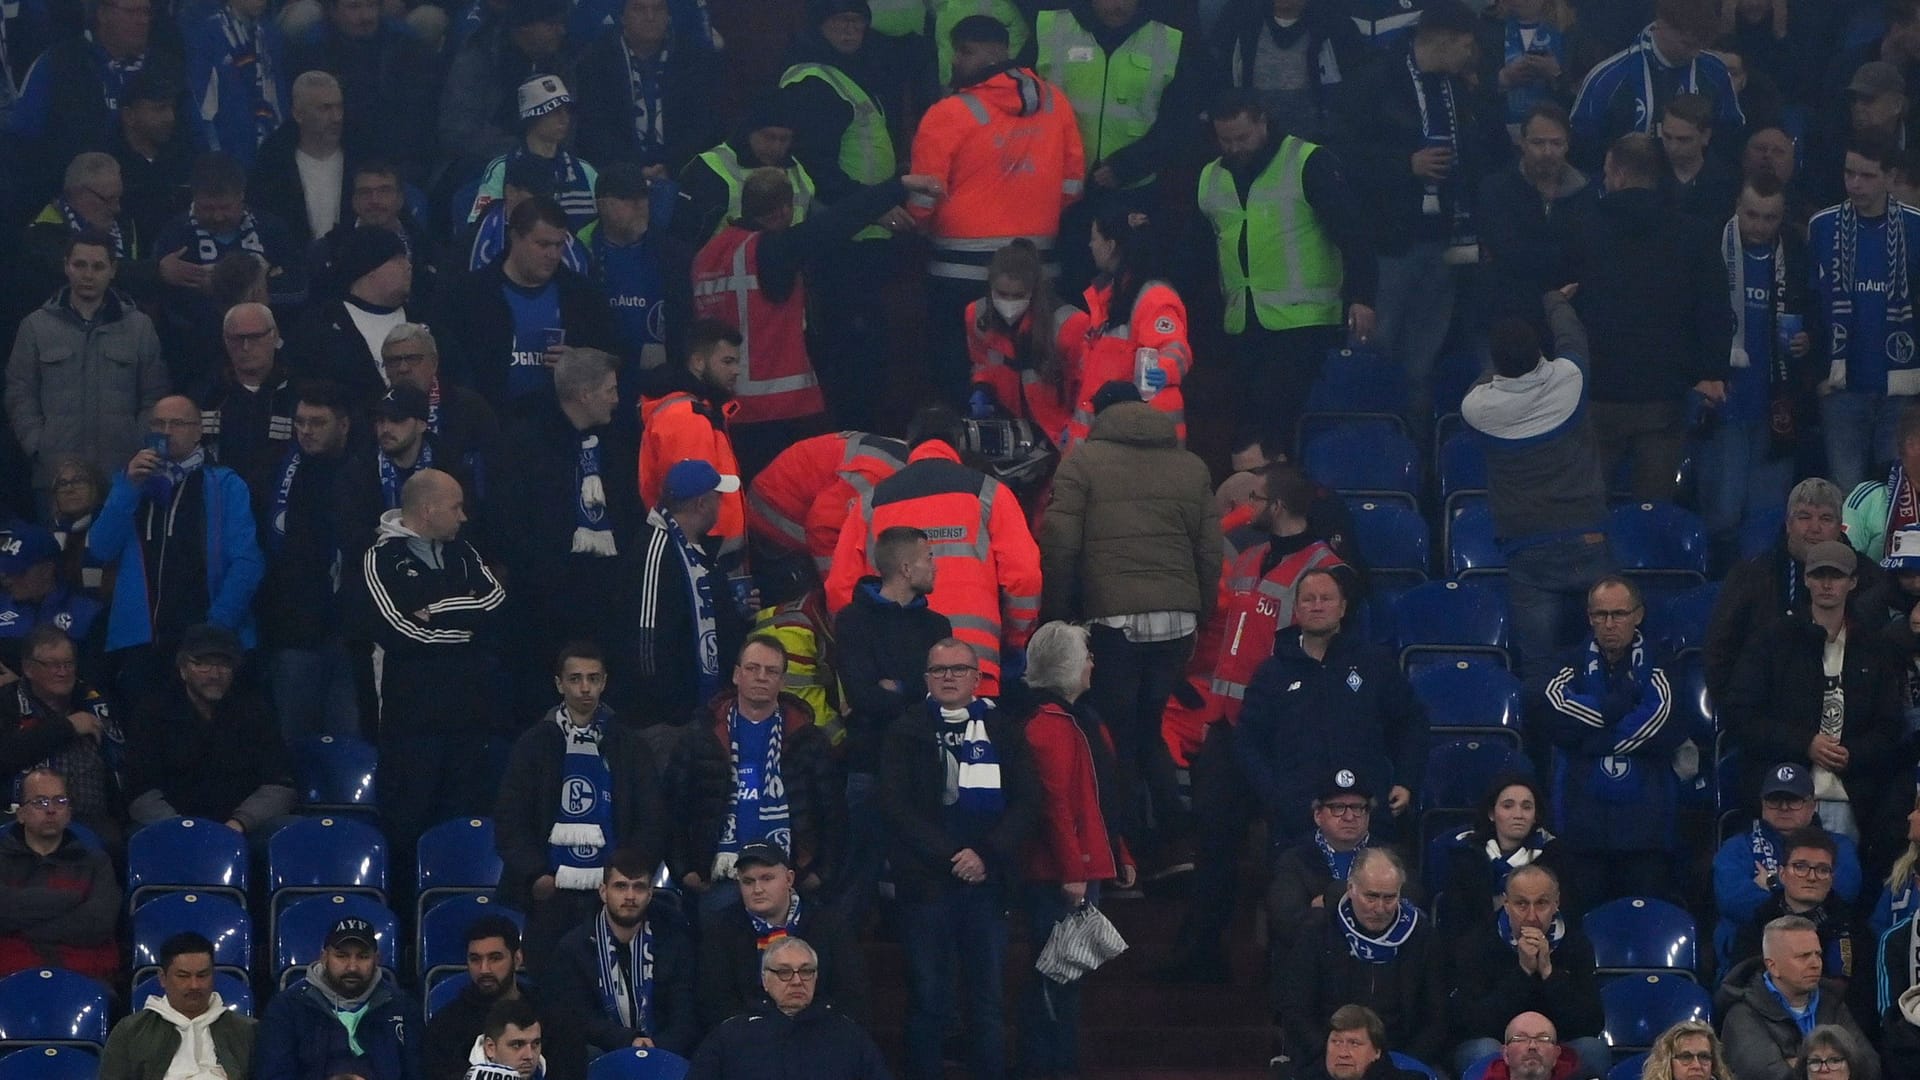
344, 301, 407, 384
294, 148, 344, 239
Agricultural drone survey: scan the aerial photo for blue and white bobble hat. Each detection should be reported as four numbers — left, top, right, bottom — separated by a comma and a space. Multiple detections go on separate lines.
517, 75, 572, 121
1885, 525, 1920, 572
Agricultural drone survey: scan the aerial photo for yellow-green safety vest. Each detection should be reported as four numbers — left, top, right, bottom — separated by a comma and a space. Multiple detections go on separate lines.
933, 0, 1029, 88
1197, 136, 1344, 333
1035, 10, 1180, 187
867, 0, 925, 37
778, 61, 898, 243
697, 144, 816, 241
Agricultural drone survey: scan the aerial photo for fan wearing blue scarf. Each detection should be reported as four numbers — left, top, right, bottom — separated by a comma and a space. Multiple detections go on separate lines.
1334, 849, 1421, 964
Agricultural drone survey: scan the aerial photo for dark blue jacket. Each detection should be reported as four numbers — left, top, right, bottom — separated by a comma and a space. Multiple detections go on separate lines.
254, 970, 421, 1080
542, 911, 698, 1058
687, 1000, 889, 1080
1235, 628, 1426, 842
1544, 632, 1686, 853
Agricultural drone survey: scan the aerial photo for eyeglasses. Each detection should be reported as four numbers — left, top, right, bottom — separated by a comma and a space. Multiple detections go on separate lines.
381, 352, 431, 367
766, 965, 819, 983
81, 185, 123, 206
1320, 802, 1369, 818
223, 328, 275, 346
1587, 606, 1642, 624
26, 658, 75, 672
1807, 1057, 1849, 1072
926, 665, 978, 678
22, 796, 71, 810
1786, 861, 1835, 879
185, 657, 235, 672
52, 477, 91, 490
1505, 1034, 1556, 1047
1671, 1052, 1714, 1066
150, 418, 201, 431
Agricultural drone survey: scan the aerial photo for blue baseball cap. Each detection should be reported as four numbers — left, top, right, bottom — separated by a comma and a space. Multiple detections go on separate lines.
1762, 762, 1813, 800
664, 459, 741, 503
0, 525, 60, 577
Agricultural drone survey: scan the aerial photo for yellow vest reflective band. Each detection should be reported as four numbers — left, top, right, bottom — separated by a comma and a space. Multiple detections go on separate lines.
867, 0, 925, 38
933, 0, 1029, 87
778, 61, 898, 243
752, 603, 845, 745
697, 144, 816, 241
1035, 11, 1179, 187
1197, 136, 1342, 334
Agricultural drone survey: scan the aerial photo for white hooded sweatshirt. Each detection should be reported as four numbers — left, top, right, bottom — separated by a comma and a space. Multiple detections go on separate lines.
144, 992, 232, 1079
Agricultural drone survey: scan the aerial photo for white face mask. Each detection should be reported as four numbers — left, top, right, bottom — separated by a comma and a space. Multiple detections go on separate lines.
991, 296, 1030, 322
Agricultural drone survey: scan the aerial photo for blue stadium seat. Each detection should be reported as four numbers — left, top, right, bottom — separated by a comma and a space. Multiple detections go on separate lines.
1739, 504, 1786, 560
427, 972, 471, 1022
587, 1046, 691, 1080
1446, 502, 1506, 580
126, 817, 248, 910
1667, 652, 1715, 746
1424, 739, 1527, 813
129, 972, 254, 1017
1389, 1052, 1442, 1080
1648, 581, 1719, 659
1304, 426, 1421, 509
1408, 663, 1523, 745
129, 892, 251, 978
1346, 500, 1431, 585
417, 817, 503, 925
1608, 503, 1709, 581
275, 894, 399, 989
290, 735, 379, 813
1299, 347, 1409, 453
1393, 581, 1510, 672
1600, 973, 1711, 1053
0, 1047, 98, 1080
268, 816, 388, 902
0, 970, 109, 1049
1432, 350, 1486, 420
1584, 897, 1699, 980
418, 894, 524, 985
1460, 1054, 1497, 1080
1608, 1053, 1650, 1080
1438, 431, 1487, 514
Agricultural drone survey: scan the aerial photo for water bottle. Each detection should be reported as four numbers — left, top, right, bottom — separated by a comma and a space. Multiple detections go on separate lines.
1134, 347, 1160, 400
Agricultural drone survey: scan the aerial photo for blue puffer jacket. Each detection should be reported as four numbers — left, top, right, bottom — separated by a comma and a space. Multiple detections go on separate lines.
255, 966, 421, 1080
88, 465, 263, 651
181, 5, 288, 166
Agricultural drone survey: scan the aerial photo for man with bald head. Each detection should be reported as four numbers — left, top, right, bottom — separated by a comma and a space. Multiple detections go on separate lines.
1497, 1013, 1565, 1080
91, 393, 265, 705
351, 467, 505, 872
203, 302, 297, 479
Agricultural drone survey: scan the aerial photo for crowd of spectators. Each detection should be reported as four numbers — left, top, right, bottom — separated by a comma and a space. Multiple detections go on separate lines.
17, 0, 1920, 1075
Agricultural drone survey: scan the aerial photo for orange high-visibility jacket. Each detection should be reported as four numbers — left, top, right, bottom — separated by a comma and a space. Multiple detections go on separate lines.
1057, 277, 1191, 449
1205, 533, 1343, 722
965, 298, 1075, 442
908, 66, 1085, 282
747, 432, 907, 572
825, 440, 1042, 695
638, 389, 744, 542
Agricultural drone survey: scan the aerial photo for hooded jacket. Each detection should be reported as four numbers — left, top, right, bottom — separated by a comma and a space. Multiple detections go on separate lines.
1210, 0, 1368, 145
89, 459, 265, 652
255, 963, 421, 1080
349, 508, 506, 732
833, 578, 953, 775
907, 63, 1085, 279
99, 992, 256, 1079
574, 29, 720, 174
5, 289, 167, 490
1715, 957, 1873, 1080
1883, 980, 1920, 1080
1039, 401, 1219, 622
638, 364, 743, 543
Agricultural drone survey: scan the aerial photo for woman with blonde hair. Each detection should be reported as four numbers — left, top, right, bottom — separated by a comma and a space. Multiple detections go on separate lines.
1640, 1020, 1734, 1080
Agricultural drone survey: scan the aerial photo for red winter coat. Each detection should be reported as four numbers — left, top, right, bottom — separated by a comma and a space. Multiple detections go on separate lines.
1021, 696, 1131, 884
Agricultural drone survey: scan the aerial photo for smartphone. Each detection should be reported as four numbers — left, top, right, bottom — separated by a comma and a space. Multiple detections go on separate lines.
145, 433, 169, 457
544, 328, 567, 350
